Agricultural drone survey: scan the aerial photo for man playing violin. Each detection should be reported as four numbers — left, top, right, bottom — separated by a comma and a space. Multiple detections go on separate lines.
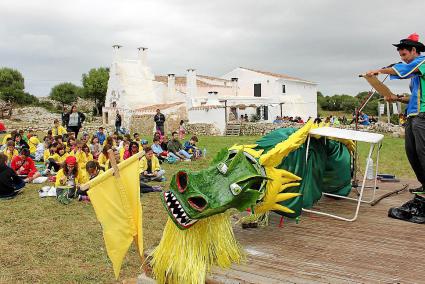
366, 33, 425, 223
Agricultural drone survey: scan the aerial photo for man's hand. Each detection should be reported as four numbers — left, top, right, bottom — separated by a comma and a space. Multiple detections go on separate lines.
385, 94, 399, 102
366, 70, 380, 76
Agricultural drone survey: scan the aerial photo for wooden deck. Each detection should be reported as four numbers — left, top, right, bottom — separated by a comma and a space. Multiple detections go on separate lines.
208, 179, 425, 284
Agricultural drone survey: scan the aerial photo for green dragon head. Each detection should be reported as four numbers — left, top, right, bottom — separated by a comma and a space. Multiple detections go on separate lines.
161, 150, 268, 229
161, 121, 320, 230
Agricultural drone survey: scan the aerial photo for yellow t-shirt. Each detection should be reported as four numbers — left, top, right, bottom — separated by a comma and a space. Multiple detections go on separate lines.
28, 136, 40, 154
139, 155, 160, 174
2, 134, 11, 145
50, 153, 69, 164
55, 168, 86, 188
52, 125, 67, 136
75, 151, 93, 170
3, 148, 18, 163
97, 153, 108, 169
43, 149, 51, 162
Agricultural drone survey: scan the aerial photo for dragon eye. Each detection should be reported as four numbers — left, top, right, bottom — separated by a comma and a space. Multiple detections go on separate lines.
176, 171, 188, 193
217, 162, 228, 174
230, 183, 242, 195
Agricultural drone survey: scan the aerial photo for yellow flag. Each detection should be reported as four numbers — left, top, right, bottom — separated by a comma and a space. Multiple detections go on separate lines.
85, 153, 143, 279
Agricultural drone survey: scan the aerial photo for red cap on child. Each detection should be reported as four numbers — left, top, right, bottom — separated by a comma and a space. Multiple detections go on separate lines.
65, 156, 77, 166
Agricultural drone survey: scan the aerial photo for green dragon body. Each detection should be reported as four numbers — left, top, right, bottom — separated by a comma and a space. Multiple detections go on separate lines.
161, 121, 353, 229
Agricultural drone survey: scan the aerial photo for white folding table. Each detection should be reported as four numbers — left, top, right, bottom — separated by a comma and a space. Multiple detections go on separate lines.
302, 127, 384, 221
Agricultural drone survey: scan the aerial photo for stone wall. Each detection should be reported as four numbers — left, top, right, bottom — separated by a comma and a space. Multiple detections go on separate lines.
1, 107, 114, 135
129, 106, 188, 136
238, 121, 403, 136
185, 123, 221, 136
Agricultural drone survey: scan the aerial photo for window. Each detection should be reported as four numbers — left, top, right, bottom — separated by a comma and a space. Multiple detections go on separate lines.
254, 84, 261, 97
282, 85, 286, 94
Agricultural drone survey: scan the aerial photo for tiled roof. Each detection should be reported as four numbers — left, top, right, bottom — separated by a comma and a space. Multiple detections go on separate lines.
240, 67, 315, 84
135, 102, 185, 112
154, 76, 212, 87
197, 75, 231, 82
154, 76, 231, 88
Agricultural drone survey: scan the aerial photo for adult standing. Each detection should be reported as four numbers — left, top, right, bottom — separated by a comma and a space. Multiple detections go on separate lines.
115, 111, 122, 134
61, 106, 67, 127
154, 109, 165, 135
366, 33, 425, 223
64, 105, 85, 138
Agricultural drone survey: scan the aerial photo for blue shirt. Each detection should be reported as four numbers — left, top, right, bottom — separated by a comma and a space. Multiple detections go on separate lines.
96, 132, 106, 145
152, 143, 163, 155
391, 56, 425, 116
360, 114, 370, 125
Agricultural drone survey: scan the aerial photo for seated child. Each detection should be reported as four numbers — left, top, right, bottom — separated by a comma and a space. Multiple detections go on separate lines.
52, 119, 67, 137
139, 146, 165, 182
35, 136, 50, 162
28, 136, 40, 157
152, 137, 168, 162
3, 140, 19, 165
45, 144, 69, 173
120, 141, 131, 160
55, 156, 86, 203
0, 153, 25, 199
75, 143, 93, 171
129, 141, 140, 157
89, 136, 102, 160
10, 148, 41, 183
184, 136, 202, 158
77, 160, 104, 202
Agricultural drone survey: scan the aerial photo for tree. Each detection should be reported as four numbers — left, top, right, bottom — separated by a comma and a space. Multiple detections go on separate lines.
0, 67, 26, 104
49, 82, 80, 108
82, 67, 109, 115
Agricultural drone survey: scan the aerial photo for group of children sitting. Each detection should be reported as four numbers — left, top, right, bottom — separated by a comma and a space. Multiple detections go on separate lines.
0, 118, 204, 200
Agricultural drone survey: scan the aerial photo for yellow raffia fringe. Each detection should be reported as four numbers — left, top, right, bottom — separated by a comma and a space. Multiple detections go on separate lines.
150, 213, 245, 284
259, 120, 313, 167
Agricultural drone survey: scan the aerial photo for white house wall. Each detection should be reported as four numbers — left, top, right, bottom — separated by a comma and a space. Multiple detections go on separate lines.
221, 68, 318, 120
188, 108, 226, 134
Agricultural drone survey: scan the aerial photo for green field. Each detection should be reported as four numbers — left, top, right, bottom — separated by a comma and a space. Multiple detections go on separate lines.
0, 134, 414, 283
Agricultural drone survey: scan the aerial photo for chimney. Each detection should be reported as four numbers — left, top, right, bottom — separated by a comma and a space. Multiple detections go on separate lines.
137, 47, 148, 66
186, 68, 197, 97
112, 44, 122, 63
231, 77, 238, 96
167, 74, 176, 98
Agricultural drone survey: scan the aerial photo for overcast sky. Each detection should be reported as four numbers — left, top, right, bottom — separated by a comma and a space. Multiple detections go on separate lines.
1, 0, 424, 97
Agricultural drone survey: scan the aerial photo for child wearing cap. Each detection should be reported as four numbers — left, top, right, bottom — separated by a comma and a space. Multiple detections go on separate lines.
10, 148, 41, 182
55, 156, 85, 188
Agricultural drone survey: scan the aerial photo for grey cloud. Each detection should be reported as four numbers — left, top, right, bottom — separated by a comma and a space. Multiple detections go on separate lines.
0, 0, 423, 97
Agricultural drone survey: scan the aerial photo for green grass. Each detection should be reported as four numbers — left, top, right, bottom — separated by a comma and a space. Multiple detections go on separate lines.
0, 134, 414, 283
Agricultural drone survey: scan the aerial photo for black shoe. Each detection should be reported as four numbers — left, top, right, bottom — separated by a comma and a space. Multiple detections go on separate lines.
409, 185, 423, 194
388, 195, 425, 223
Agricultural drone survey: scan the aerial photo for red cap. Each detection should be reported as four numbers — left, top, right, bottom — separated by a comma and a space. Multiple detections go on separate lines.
407, 33, 419, 42
65, 156, 77, 166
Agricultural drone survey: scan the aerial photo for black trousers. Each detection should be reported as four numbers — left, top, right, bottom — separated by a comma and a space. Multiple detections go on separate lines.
67, 126, 81, 138
405, 113, 425, 187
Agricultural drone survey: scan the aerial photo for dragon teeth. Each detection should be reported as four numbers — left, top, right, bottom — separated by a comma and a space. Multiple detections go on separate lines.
164, 191, 198, 227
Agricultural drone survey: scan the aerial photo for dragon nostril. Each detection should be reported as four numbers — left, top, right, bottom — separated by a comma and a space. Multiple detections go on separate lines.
188, 196, 207, 211
176, 171, 188, 193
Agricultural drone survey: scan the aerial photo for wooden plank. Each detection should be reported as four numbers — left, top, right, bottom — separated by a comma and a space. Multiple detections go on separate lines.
210, 179, 425, 283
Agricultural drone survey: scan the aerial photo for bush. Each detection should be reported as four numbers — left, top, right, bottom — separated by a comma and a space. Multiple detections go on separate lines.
36, 100, 59, 112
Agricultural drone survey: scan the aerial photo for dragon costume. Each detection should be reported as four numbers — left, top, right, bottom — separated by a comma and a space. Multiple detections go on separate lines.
150, 121, 355, 284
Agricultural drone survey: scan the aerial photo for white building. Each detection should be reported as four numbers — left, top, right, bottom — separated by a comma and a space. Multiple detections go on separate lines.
103, 46, 318, 134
